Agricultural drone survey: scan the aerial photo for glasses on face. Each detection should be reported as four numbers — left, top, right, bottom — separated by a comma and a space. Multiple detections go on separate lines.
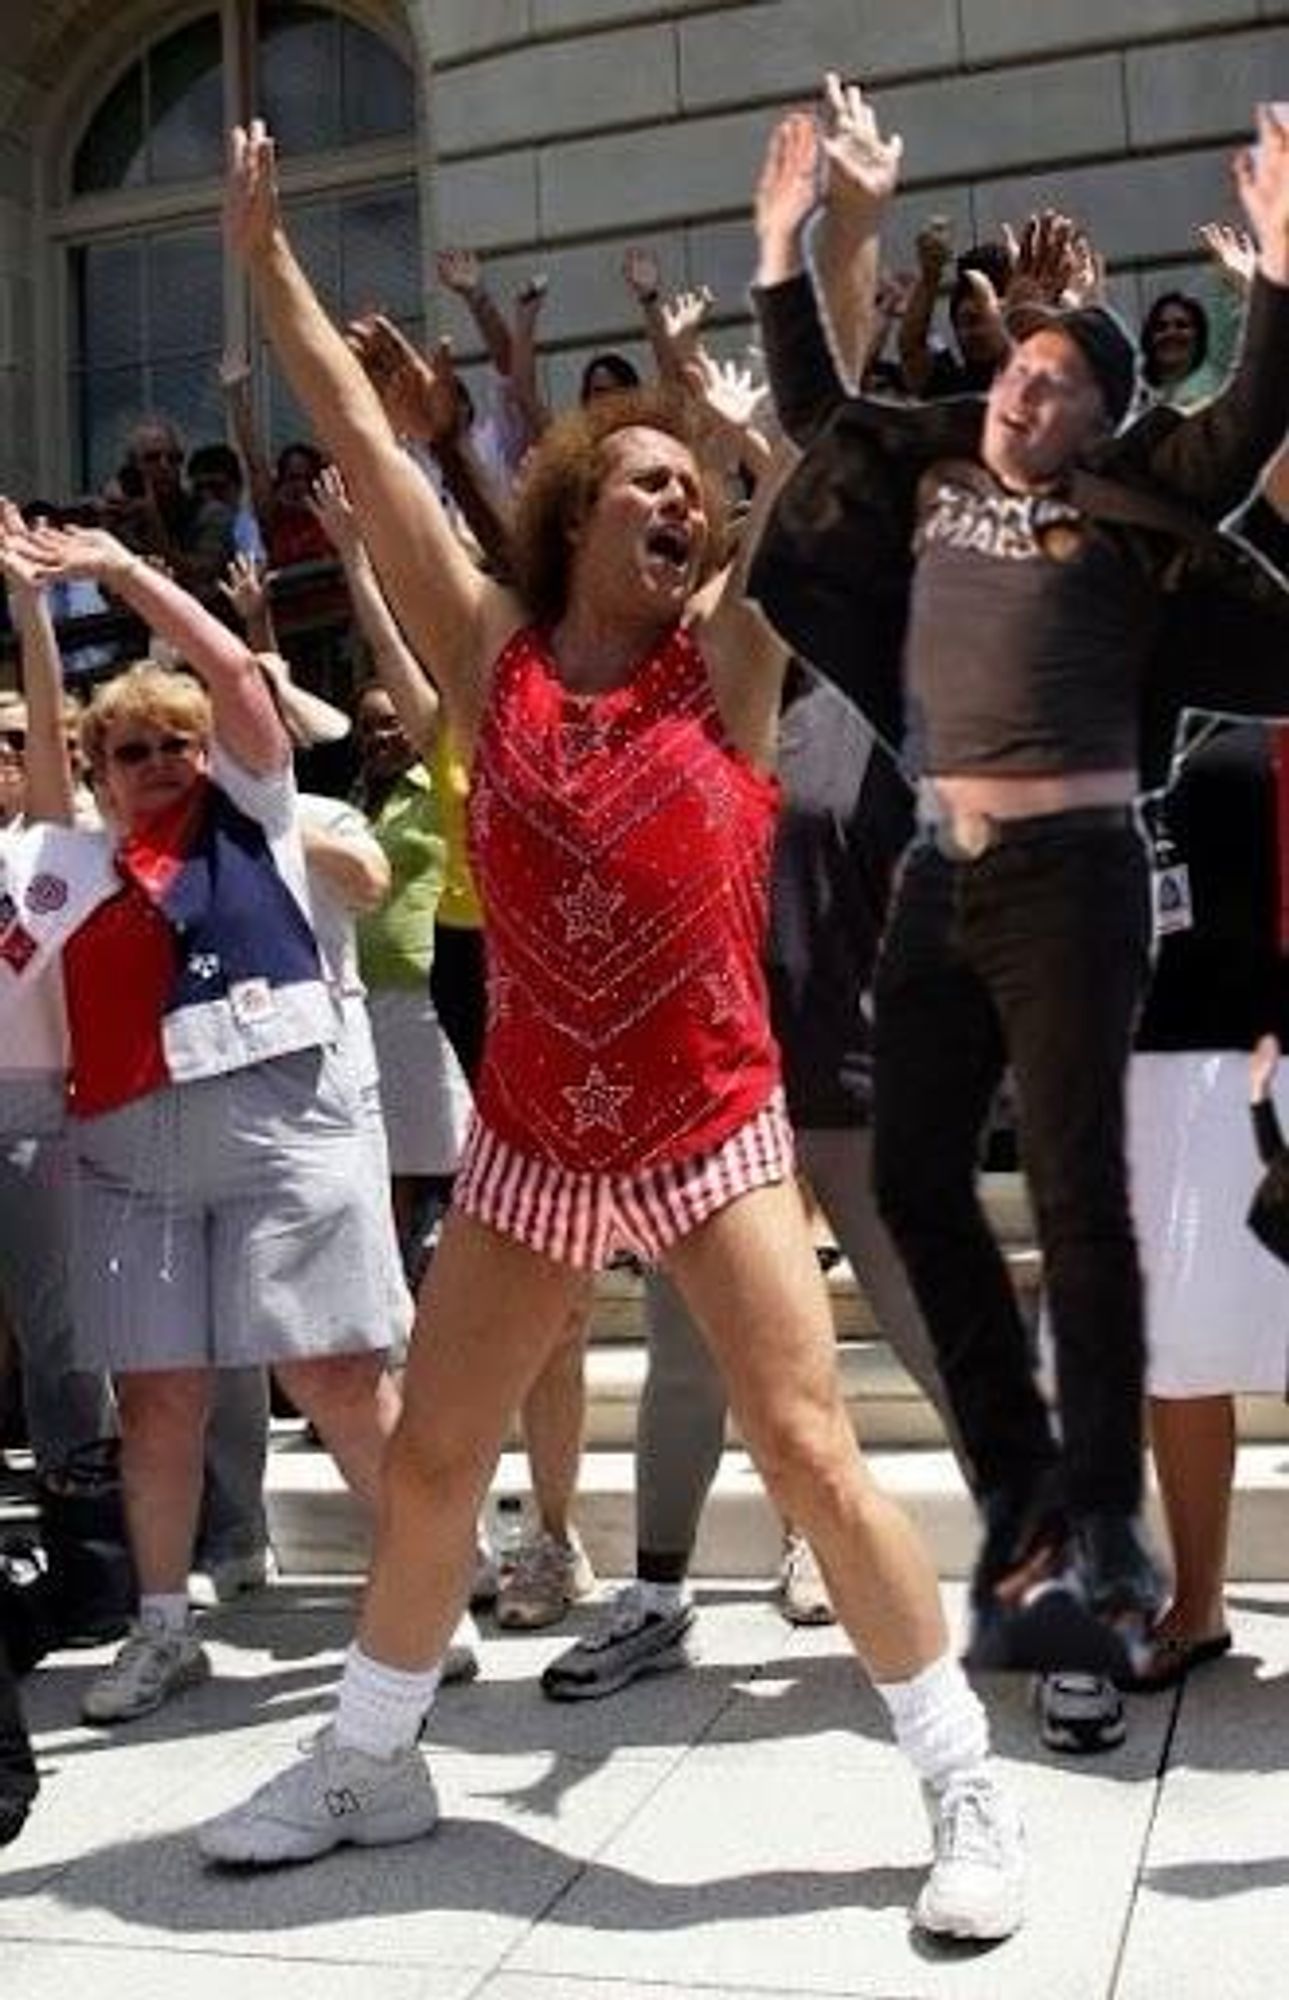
108, 732, 200, 768
139, 448, 183, 466
1, 728, 25, 752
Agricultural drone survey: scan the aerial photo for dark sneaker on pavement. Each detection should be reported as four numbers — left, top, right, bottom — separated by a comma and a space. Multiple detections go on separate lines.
198, 1725, 439, 1866
914, 1770, 1026, 1942
1036, 1672, 1126, 1754
541, 1583, 693, 1701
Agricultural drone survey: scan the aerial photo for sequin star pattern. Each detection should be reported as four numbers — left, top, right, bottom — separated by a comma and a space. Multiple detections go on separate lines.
556, 870, 625, 944
467, 623, 782, 1170
562, 1064, 635, 1134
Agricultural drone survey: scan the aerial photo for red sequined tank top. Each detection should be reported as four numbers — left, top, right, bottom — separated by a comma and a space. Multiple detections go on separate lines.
468, 622, 782, 1171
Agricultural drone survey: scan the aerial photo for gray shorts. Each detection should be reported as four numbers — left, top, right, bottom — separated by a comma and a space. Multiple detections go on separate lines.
70, 1045, 402, 1373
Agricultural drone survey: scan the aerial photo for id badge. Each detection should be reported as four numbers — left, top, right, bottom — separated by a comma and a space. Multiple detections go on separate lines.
1152, 861, 1193, 938
229, 977, 276, 1026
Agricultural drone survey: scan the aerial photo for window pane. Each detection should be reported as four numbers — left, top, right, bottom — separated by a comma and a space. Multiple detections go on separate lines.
341, 186, 420, 322
148, 15, 224, 185
151, 355, 225, 454
72, 63, 146, 194
148, 230, 222, 358
258, 4, 341, 155
282, 196, 342, 316
76, 365, 148, 492
342, 19, 415, 143
74, 242, 145, 368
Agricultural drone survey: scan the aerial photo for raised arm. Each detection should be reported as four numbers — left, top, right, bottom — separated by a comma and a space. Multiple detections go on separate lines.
226, 123, 518, 749
812, 72, 903, 389
752, 111, 848, 444
1138, 109, 1289, 516
897, 217, 953, 397
11, 523, 288, 776
309, 465, 440, 758
437, 246, 514, 379
0, 511, 73, 824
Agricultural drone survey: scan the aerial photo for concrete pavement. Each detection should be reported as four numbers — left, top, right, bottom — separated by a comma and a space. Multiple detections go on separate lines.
3, 1576, 1289, 1999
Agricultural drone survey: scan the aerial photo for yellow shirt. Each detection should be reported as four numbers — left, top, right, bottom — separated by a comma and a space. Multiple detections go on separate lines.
429, 729, 483, 930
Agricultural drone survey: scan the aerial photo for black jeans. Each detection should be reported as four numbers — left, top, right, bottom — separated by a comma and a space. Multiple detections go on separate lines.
872, 824, 1152, 1516
0, 1634, 38, 1836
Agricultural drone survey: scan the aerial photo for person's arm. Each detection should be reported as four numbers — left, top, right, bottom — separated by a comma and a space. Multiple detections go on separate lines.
301, 813, 390, 915
622, 248, 690, 386
308, 465, 440, 757
507, 275, 552, 446
219, 348, 276, 526
219, 550, 279, 653
751, 111, 848, 444
0, 522, 73, 824
811, 73, 903, 390
896, 218, 952, 397
10, 522, 288, 776
1137, 110, 1289, 517
683, 349, 774, 484
690, 437, 798, 767
437, 246, 514, 379
345, 314, 516, 579
226, 123, 515, 754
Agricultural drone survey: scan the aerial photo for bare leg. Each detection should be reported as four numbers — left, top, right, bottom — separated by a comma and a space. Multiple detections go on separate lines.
276, 1352, 400, 1510
358, 1212, 590, 1669
116, 1369, 212, 1595
1148, 1393, 1235, 1640
665, 1180, 947, 1682
521, 1289, 592, 1537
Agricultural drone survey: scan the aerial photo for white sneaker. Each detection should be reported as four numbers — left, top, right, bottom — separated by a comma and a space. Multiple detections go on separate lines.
198, 1725, 439, 1866
207, 1547, 278, 1605
914, 1770, 1026, 1941
82, 1617, 211, 1724
776, 1531, 835, 1627
495, 1528, 597, 1630
442, 1610, 481, 1685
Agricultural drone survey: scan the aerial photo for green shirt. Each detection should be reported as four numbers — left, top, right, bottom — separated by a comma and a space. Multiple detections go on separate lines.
356, 763, 446, 989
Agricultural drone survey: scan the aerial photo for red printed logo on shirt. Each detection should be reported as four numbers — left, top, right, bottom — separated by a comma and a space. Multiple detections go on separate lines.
0, 922, 37, 972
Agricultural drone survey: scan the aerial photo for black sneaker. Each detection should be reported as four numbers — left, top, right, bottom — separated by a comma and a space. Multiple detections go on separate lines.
541, 1585, 693, 1701
1036, 1672, 1126, 1755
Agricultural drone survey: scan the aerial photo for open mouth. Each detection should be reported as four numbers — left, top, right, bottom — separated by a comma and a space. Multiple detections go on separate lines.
645, 522, 692, 574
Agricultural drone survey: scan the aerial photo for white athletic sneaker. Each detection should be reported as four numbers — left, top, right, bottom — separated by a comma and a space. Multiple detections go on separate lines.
198, 1725, 439, 1866
82, 1617, 211, 1724
495, 1529, 597, 1629
914, 1770, 1026, 1942
776, 1531, 835, 1627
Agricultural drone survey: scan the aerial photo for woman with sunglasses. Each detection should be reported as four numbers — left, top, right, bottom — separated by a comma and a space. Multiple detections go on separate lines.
0, 514, 404, 1726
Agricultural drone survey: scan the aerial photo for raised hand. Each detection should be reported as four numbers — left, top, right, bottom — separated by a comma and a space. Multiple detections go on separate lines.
819, 71, 903, 223
307, 464, 362, 557
0, 498, 47, 599
661, 286, 714, 362
218, 551, 271, 625
436, 246, 481, 297
622, 247, 662, 301
915, 216, 954, 283
346, 315, 462, 445
1234, 104, 1289, 282
1199, 220, 1258, 293
684, 348, 769, 436
1, 521, 138, 589
225, 120, 282, 263
755, 110, 822, 261
875, 268, 916, 320
1006, 210, 1081, 309
218, 344, 253, 392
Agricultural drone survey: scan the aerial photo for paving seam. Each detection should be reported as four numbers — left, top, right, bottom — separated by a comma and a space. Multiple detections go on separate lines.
1104, 1685, 1185, 1999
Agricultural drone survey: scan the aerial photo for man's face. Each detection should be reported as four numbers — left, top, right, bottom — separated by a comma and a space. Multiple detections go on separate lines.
981, 330, 1109, 492
132, 425, 184, 500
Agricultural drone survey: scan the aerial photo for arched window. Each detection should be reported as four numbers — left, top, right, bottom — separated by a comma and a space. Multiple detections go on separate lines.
59, 2, 421, 490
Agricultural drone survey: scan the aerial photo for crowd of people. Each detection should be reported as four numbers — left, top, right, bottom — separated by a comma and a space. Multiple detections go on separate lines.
1, 74, 1288, 1951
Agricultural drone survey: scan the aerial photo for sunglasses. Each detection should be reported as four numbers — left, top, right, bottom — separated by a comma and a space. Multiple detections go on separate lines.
1, 728, 25, 752
109, 732, 200, 767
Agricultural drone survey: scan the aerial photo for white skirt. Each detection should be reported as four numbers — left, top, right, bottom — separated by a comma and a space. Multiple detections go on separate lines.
1130, 1051, 1289, 1397
366, 987, 472, 1177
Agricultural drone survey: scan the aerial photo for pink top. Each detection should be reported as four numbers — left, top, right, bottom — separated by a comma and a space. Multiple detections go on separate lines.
468, 622, 781, 1172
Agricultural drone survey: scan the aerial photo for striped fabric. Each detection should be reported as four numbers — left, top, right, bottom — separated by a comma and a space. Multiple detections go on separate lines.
454, 1090, 794, 1271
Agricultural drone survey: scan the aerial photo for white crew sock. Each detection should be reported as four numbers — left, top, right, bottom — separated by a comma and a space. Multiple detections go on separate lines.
876, 1649, 991, 1793
138, 1592, 191, 1635
334, 1643, 443, 1759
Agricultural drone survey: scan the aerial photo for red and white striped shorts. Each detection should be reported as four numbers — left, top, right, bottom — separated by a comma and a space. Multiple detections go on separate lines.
452, 1091, 795, 1271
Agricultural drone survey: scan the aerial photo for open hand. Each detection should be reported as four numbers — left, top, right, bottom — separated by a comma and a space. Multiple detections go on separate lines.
306, 464, 361, 556
346, 315, 463, 445
820, 71, 903, 222
225, 120, 282, 263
